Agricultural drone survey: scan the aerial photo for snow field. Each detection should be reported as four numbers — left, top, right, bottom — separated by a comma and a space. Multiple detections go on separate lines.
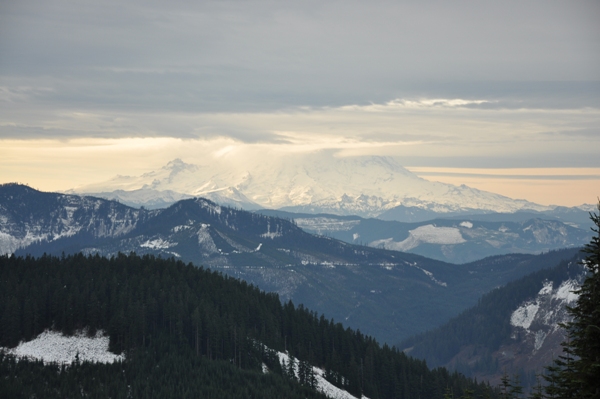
370, 224, 465, 252
0, 329, 124, 365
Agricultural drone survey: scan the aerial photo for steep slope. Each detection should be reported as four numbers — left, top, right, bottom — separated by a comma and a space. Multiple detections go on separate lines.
0, 183, 152, 255
72, 154, 551, 216
399, 255, 586, 388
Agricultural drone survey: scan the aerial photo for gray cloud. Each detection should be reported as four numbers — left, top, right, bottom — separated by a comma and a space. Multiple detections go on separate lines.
1, 0, 599, 112
1, 0, 599, 176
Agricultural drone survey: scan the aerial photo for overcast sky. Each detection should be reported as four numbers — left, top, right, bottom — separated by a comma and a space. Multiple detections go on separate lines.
1, 0, 599, 206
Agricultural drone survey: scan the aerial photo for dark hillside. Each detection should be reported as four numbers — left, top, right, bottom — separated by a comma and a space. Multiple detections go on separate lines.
0, 253, 496, 398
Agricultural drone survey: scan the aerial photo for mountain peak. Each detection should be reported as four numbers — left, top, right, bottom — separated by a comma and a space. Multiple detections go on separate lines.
71, 153, 551, 215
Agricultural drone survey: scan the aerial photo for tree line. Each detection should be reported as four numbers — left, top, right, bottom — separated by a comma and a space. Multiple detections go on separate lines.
0, 252, 495, 398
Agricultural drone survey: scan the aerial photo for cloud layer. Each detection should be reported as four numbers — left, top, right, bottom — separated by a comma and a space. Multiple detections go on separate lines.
1, 0, 599, 205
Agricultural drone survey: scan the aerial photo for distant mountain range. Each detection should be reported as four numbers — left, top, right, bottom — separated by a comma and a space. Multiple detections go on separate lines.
0, 183, 582, 344
258, 210, 591, 264
69, 154, 591, 218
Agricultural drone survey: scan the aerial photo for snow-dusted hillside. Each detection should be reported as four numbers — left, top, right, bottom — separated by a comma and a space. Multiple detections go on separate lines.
0, 330, 124, 365
264, 347, 368, 399
0, 183, 150, 255
72, 153, 551, 216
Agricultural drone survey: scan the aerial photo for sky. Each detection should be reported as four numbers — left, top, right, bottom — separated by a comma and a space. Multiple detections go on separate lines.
1, 0, 599, 206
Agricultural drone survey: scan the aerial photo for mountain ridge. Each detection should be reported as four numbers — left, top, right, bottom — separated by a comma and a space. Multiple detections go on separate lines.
1, 183, 583, 344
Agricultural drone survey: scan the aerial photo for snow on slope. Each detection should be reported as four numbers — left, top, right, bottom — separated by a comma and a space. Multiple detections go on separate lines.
0, 192, 145, 255
272, 349, 369, 399
0, 330, 124, 365
510, 278, 581, 353
510, 279, 580, 331
72, 153, 550, 215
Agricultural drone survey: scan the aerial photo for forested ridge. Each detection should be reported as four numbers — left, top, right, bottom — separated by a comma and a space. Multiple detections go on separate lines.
0, 253, 496, 398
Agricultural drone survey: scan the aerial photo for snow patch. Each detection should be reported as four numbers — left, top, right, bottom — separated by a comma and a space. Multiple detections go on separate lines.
140, 238, 177, 249
555, 280, 579, 303
261, 232, 282, 239
511, 302, 539, 329
0, 231, 47, 256
197, 199, 222, 215
534, 330, 547, 352
172, 225, 192, 233
538, 281, 553, 296
274, 350, 368, 399
260, 222, 283, 239
370, 224, 465, 252
1, 330, 124, 365
419, 268, 448, 287
295, 218, 361, 234
197, 224, 219, 254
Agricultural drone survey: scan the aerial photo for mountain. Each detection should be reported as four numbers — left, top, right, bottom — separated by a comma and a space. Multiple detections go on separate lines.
258, 210, 591, 264
68, 188, 196, 210
0, 253, 496, 399
398, 255, 586, 389
71, 186, 262, 211
0, 183, 153, 255
71, 154, 555, 216
378, 206, 596, 231
1, 183, 582, 345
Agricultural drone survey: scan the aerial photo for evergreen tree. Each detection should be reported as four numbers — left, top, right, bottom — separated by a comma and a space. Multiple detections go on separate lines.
500, 371, 511, 399
508, 374, 523, 399
287, 354, 297, 381
545, 201, 600, 398
528, 375, 544, 399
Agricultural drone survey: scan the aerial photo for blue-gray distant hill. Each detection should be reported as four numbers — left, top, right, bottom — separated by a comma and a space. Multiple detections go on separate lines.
258, 209, 590, 264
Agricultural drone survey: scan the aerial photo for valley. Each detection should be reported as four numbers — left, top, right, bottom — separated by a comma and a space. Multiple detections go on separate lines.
0, 183, 583, 345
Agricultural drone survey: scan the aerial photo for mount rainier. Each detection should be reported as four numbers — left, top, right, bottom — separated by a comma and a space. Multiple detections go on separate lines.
71, 152, 552, 216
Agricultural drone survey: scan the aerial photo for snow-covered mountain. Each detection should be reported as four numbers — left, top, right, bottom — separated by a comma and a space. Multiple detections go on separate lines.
0, 183, 151, 255
71, 153, 552, 216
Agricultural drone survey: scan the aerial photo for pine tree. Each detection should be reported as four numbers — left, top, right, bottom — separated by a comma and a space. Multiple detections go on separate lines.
528, 375, 544, 399
286, 354, 297, 381
545, 201, 600, 398
499, 371, 511, 399
508, 374, 523, 399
